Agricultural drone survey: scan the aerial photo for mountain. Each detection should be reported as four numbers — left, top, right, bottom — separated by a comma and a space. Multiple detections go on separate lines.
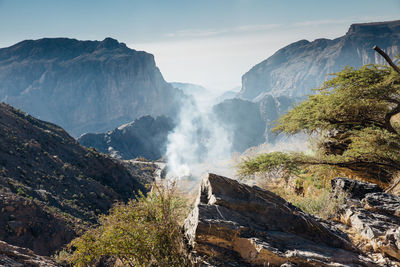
213, 98, 266, 152
0, 37, 184, 137
0, 102, 148, 255
78, 115, 174, 160
170, 82, 209, 97
239, 20, 400, 100
215, 90, 237, 103
213, 96, 299, 151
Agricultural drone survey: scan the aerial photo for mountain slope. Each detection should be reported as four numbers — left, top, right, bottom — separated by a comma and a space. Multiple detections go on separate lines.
0, 37, 183, 136
0, 102, 147, 255
239, 20, 400, 100
78, 115, 174, 160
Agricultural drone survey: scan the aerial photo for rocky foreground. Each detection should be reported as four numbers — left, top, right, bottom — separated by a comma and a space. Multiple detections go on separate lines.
185, 174, 400, 266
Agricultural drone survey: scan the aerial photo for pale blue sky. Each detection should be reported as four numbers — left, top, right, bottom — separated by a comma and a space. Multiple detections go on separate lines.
1, 0, 399, 90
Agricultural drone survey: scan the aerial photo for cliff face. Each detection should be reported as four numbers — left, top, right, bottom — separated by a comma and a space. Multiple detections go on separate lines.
213, 98, 266, 152
0, 103, 148, 255
212, 95, 299, 151
0, 37, 183, 137
78, 115, 174, 160
239, 20, 400, 100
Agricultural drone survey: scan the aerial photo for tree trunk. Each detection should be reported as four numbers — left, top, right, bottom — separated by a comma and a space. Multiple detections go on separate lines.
373, 45, 400, 74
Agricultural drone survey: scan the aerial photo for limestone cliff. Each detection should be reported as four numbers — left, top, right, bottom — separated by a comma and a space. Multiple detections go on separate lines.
239, 20, 400, 100
0, 37, 183, 136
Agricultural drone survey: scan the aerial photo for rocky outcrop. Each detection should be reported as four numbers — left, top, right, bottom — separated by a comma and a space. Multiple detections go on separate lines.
239, 20, 400, 100
0, 37, 183, 136
0, 240, 58, 267
0, 103, 150, 255
331, 177, 400, 263
331, 177, 383, 200
185, 173, 372, 266
78, 115, 174, 160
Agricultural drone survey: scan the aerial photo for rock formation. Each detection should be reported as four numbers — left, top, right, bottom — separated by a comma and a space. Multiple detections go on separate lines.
78, 115, 174, 160
184, 173, 374, 266
239, 20, 400, 100
0, 37, 184, 136
332, 177, 400, 264
0, 240, 58, 267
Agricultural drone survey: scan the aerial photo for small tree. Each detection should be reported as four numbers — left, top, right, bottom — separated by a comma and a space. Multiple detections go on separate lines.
240, 63, 400, 184
60, 183, 189, 267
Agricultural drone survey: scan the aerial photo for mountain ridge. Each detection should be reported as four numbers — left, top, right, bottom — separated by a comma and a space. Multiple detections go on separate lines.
0, 37, 184, 137
239, 20, 400, 100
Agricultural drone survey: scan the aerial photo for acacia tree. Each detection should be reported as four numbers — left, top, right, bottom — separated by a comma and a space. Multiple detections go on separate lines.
240, 63, 400, 183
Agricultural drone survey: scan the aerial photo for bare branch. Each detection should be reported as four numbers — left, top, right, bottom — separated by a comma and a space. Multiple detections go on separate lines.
373, 45, 400, 75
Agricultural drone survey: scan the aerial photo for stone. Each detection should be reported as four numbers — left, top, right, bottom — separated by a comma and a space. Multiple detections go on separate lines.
184, 173, 373, 266
332, 178, 400, 261
331, 177, 383, 200
0, 240, 58, 266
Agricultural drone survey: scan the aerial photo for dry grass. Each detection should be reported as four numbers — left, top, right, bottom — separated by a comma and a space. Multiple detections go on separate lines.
253, 165, 349, 219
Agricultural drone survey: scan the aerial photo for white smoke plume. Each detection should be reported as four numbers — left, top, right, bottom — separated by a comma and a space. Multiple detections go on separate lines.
165, 88, 233, 181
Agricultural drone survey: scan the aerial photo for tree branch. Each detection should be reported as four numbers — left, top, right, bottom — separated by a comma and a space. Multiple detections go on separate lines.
373, 45, 400, 75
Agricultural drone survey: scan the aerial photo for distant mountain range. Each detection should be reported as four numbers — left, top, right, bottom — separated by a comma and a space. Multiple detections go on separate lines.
0, 37, 184, 137
239, 20, 400, 100
215, 20, 400, 149
1, 21, 398, 159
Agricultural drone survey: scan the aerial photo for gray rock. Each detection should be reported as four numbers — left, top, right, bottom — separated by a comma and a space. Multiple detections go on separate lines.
331, 177, 383, 200
363, 193, 400, 217
185, 173, 373, 266
333, 178, 400, 261
0, 240, 59, 266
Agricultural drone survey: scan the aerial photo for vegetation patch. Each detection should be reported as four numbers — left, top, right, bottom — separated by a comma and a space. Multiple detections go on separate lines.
58, 183, 190, 267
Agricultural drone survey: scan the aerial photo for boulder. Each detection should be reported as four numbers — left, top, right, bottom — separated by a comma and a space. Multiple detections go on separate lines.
0, 240, 58, 266
331, 177, 383, 200
184, 173, 373, 266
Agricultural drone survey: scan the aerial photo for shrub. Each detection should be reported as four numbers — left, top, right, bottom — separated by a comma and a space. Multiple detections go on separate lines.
58, 183, 189, 267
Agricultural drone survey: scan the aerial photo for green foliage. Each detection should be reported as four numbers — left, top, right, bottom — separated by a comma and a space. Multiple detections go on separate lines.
59, 184, 189, 267
271, 64, 400, 182
274, 65, 400, 135
238, 63, 400, 216
238, 152, 309, 183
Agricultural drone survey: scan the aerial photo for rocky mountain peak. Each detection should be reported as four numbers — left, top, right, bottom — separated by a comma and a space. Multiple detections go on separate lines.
346, 20, 400, 36
239, 20, 400, 100
0, 37, 183, 136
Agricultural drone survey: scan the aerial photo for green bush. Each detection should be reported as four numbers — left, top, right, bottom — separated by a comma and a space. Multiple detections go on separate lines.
58, 183, 189, 267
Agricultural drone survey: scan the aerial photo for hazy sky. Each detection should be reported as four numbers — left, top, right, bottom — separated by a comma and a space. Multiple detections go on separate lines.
1, 0, 399, 91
